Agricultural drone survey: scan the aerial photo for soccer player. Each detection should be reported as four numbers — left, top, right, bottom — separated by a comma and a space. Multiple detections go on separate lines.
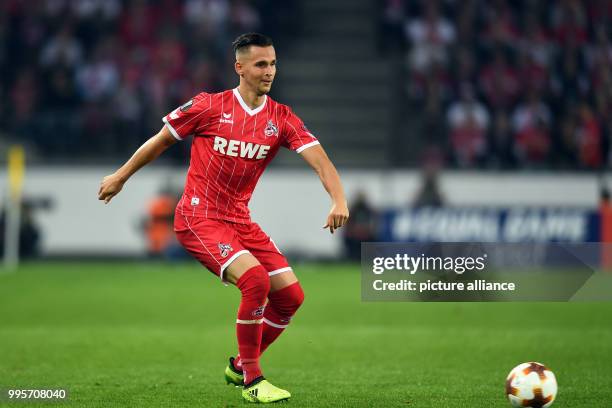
98, 33, 349, 403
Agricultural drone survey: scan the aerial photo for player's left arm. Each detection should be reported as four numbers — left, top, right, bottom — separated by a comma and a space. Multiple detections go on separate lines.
300, 145, 349, 234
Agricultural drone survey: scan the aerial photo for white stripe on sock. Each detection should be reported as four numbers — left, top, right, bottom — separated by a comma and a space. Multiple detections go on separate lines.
236, 318, 263, 324
263, 317, 288, 329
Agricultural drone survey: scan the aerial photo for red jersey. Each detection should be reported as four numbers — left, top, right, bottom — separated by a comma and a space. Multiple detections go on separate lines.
162, 88, 320, 224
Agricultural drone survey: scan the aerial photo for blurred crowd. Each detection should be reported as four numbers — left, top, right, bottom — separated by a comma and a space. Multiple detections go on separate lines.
0, 0, 297, 162
3, 1, 611, 170
380, 0, 612, 169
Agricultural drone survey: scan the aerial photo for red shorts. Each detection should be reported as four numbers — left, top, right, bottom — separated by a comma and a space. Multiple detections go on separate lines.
174, 214, 291, 282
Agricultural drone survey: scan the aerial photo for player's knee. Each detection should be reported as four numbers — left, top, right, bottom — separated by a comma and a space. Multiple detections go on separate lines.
289, 283, 305, 310
270, 282, 304, 315
236, 265, 270, 301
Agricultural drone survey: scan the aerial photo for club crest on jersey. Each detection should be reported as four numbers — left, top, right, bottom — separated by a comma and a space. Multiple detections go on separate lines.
218, 243, 233, 258
264, 120, 278, 137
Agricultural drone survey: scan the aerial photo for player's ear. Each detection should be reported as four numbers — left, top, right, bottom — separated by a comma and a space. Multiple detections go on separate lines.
235, 60, 243, 77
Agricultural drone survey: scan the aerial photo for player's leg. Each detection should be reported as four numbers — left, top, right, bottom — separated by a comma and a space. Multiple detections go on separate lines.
224, 253, 269, 387
175, 217, 262, 380
259, 269, 304, 356
174, 216, 290, 402
226, 262, 303, 376
233, 270, 304, 372
232, 223, 305, 371
226, 256, 291, 402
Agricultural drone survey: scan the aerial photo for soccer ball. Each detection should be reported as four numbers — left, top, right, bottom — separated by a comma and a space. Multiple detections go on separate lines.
505, 362, 557, 408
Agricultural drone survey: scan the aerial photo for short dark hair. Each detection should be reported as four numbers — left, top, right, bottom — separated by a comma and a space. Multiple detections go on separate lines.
232, 33, 273, 54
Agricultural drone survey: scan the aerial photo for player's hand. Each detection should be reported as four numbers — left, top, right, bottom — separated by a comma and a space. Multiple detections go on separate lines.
323, 202, 349, 234
98, 173, 125, 204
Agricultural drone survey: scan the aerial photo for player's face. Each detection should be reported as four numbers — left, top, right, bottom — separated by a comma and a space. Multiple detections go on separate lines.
236, 46, 276, 95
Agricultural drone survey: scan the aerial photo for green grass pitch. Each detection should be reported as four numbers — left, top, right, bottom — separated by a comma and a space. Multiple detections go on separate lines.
1, 262, 611, 407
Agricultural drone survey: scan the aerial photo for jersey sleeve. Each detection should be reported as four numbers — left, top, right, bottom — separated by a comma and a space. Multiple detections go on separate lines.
162, 92, 211, 140
281, 108, 320, 153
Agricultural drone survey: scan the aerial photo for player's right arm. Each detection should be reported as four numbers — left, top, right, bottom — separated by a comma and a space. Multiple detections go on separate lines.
98, 92, 211, 204
98, 126, 177, 204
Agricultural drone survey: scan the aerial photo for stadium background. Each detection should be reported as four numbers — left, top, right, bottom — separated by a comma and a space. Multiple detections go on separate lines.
1, 1, 612, 407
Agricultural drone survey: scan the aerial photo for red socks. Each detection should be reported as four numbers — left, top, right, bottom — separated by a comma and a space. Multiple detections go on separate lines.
260, 282, 304, 354
236, 265, 270, 384
234, 281, 304, 371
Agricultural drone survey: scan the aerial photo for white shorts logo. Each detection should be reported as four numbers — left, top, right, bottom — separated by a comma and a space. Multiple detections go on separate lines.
191, 197, 200, 206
